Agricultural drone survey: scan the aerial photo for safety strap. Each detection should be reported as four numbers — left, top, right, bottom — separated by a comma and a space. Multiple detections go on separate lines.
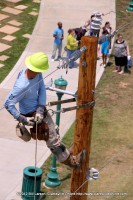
52, 100, 95, 114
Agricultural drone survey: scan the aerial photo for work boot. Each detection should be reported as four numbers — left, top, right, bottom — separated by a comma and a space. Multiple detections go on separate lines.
62, 150, 86, 169
16, 123, 31, 142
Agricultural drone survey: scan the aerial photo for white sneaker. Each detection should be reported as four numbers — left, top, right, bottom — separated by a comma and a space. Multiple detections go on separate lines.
51, 58, 55, 62
113, 69, 118, 72
118, 70, 124, 74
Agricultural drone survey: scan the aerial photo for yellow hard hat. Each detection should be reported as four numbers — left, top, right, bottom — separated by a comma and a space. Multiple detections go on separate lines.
25, 52, 49, 72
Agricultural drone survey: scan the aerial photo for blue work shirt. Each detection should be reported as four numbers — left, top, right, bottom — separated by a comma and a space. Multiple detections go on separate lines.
4, 68, 46, 119
53, 28, 64, 45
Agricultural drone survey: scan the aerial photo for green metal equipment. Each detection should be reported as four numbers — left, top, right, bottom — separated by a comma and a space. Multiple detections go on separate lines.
127, 0, 133, 11
21, 166, 42, 200
45, 77, 68, 188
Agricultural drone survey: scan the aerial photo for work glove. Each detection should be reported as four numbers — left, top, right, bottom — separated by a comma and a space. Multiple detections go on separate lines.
17, 114, 35, 126
34, 106, 47, 124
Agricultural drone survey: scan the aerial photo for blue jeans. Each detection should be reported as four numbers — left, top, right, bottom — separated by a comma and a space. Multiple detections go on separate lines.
67, 49, 76, 68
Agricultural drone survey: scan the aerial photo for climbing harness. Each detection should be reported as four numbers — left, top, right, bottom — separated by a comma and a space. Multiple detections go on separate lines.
50, 100, 95, 115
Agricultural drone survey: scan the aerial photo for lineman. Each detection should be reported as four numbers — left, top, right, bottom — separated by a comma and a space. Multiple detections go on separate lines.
4, 52, 85, 168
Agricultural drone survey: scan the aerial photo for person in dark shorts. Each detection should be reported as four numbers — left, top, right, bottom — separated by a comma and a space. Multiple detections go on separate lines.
114, 34, 129, 74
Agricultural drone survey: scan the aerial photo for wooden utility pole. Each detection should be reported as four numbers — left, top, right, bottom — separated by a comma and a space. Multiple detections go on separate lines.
70, 36, 98, 200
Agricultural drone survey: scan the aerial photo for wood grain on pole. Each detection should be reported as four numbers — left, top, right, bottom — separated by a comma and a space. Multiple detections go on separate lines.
70, 36, 98, 200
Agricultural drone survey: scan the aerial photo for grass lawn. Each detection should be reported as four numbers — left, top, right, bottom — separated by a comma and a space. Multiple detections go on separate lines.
40, 0, 133, 199
0, 0, 40, 83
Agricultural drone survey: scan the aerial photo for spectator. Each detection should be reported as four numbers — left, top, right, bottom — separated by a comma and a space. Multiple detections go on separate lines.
88, 14, 95, 36
114, 34, 129, 74
103, 21, 112, 49
104, 21, 112, 34
66, 29, 79, 68
74, 21, 90, 42
99, 29, 110, 67
51, 22, 64, 61
89, 13, 103, 37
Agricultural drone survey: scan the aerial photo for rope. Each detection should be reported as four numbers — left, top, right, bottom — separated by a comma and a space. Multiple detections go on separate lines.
104, 11, 116, 16
107, 18, 133, 38
117, 20, 133, 32
0, 106, 4, 111
34, 121, 38, 200
70, 143, 133, 195
15, 66, 60, 102
32, 45, 67, 196
99, 143, 133, 172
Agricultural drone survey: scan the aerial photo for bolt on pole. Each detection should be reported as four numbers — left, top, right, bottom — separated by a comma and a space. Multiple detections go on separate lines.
70, 35, 98, 200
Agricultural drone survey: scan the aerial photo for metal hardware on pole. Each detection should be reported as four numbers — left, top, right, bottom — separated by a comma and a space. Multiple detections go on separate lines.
48, 98, 76, 107
50, 100, 95, 115
47, 86, 77, 97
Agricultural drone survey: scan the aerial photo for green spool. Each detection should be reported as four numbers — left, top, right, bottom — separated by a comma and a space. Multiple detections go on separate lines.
21, 166, 42, 200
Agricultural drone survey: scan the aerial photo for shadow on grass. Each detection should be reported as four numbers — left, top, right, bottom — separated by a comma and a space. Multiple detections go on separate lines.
109, 54, 114, 58
60, 172, 71, 182
106, 62, 113, 67
125, 68, 131, 74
